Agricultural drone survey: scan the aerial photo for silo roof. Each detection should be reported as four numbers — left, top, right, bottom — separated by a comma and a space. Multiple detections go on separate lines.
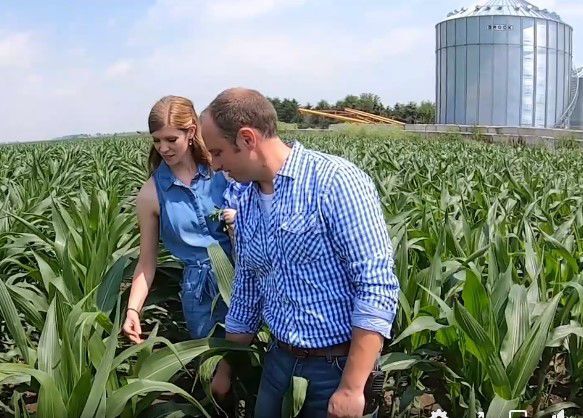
445, 0, 563, 22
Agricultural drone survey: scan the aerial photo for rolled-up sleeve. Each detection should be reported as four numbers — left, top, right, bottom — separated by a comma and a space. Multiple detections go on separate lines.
322, 165, 399, 339
225, 221, 262, 334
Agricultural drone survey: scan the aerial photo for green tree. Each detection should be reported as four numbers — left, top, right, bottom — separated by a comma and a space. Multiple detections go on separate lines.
273, 94, 435, 127
279, 98, 300, 123
418, 101, 436, 124
356, 93, 385, 114
312, 100, 333, 128
267, 97, 300, 123
335, 94, 359, 110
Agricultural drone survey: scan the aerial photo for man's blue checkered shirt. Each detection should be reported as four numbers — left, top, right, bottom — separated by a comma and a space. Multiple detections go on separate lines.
225, 142, 399, 348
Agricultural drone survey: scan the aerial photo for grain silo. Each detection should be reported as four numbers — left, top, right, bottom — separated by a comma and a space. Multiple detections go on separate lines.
436, 0, 574, 128
569, 71, 583, 129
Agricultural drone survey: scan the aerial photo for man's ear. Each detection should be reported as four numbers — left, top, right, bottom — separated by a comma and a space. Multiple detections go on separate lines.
237, 127, 257, 150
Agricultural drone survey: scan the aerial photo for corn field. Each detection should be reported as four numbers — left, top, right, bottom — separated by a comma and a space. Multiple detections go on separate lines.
0, 131, 582, 417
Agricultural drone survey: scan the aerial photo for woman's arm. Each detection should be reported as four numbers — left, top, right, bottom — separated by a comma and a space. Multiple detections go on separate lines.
123, 179, 160, 344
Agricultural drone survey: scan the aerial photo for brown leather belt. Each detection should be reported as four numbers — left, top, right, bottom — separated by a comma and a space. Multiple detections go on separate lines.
276, 339, 351, 358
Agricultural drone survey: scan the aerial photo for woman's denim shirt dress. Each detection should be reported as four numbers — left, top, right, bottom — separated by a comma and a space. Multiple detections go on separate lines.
152, 161, 232, 338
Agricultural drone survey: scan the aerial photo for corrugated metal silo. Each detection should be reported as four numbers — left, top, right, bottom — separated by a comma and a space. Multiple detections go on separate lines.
569, 73, 583, 129
436, 0, 573, 128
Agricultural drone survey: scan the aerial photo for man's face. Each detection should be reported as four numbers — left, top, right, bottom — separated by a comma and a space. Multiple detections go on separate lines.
201, 113, 253, 182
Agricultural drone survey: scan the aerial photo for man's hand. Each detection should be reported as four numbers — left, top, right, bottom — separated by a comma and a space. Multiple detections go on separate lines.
212, 333, 254, 400
222, 208, 237, 225
327, 387, 365, 418
328, 328, 382, 417
211, 359, 232, 399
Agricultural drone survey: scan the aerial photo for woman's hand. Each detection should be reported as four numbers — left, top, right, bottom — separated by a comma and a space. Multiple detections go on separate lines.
122, 310, 143, 344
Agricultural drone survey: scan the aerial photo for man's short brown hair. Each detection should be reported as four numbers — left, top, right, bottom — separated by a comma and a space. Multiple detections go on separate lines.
204, 88, 278, 144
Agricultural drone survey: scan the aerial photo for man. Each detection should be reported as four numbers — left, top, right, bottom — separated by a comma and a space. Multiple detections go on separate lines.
200, 88, 399, 418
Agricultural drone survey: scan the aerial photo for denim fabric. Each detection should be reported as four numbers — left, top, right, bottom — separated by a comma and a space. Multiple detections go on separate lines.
152, 161, 232, 261
180, 264, 228, 339
152, 161, 232, 339
254, 343, 377, 418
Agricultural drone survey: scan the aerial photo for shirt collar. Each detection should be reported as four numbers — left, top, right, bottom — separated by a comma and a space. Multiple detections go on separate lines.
276, 141, 305, 180
156, 161, 211, 191
197, 164, 211, 180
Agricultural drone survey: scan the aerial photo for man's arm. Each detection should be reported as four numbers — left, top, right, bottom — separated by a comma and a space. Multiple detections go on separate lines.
322, 164, 399, 339
213, 215, 262, 398
224, 210, 262, 337
322, 164, 399, 416
328, 328, 382, 417
340, 328, 383, 393
213, 331, 255, 397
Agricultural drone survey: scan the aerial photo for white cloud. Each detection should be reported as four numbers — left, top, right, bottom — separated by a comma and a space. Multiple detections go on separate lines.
203, 35, 338, 75
3, 0, 583, 143
0, 32, 38, 69
0, 20, 435, 142
68, 47, 88, 59
206, 0, 306, 21
139, 0, 306, 22
105, 60, 133, 79
26, 74, 43, 84
129, 0, 306, 43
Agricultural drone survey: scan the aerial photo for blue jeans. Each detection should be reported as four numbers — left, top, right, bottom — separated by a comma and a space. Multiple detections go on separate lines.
180, 267, 228, 339
254, 342, 349, 418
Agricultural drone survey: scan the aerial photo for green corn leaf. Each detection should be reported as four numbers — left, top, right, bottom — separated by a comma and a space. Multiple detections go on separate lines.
0, 363, 66, 418
105, 380, 211, 418
208, 242, 234, 307
0, 279, 31, 364
500, 285, 529, 367
486, 395, 519, 418
506, 293, 562, 398
282, 376, 309, 418
391, 315, 447, 346
454, 301, 511, 399
96, 255, 129, 312
80, 297, 122, 418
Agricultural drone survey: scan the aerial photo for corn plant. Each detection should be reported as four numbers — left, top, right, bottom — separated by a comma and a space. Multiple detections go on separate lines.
1, 131, 583, 417
293, 131, 583, 416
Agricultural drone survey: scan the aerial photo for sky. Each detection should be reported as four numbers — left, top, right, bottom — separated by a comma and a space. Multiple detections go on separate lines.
1, 0, 583, 142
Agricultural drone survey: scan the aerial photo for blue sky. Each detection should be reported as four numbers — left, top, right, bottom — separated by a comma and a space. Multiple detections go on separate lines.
1, 0, 583, 142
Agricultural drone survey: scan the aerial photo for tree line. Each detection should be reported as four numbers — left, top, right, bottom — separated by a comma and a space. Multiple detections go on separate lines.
268, 93, 436, 129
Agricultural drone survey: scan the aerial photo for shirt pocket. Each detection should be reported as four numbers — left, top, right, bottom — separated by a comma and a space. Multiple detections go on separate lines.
279, 212, 325, 264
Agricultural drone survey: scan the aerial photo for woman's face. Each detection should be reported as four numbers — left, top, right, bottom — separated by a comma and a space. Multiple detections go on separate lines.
151, 126, 192, 166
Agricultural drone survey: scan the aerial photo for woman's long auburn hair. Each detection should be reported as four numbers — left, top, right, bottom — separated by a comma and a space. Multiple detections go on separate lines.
147, 95, 212, 175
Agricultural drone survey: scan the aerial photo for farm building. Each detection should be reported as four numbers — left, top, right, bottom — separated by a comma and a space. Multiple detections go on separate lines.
436, 0, 583, 130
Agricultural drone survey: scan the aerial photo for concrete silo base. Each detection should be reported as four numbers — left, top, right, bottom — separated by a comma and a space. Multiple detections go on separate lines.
405, 124, 583, 149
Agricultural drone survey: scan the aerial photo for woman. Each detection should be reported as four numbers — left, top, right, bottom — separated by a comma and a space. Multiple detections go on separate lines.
123, 95, 233, 343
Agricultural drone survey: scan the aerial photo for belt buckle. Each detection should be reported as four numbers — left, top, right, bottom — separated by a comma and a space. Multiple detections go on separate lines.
296, 348, 310, 359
